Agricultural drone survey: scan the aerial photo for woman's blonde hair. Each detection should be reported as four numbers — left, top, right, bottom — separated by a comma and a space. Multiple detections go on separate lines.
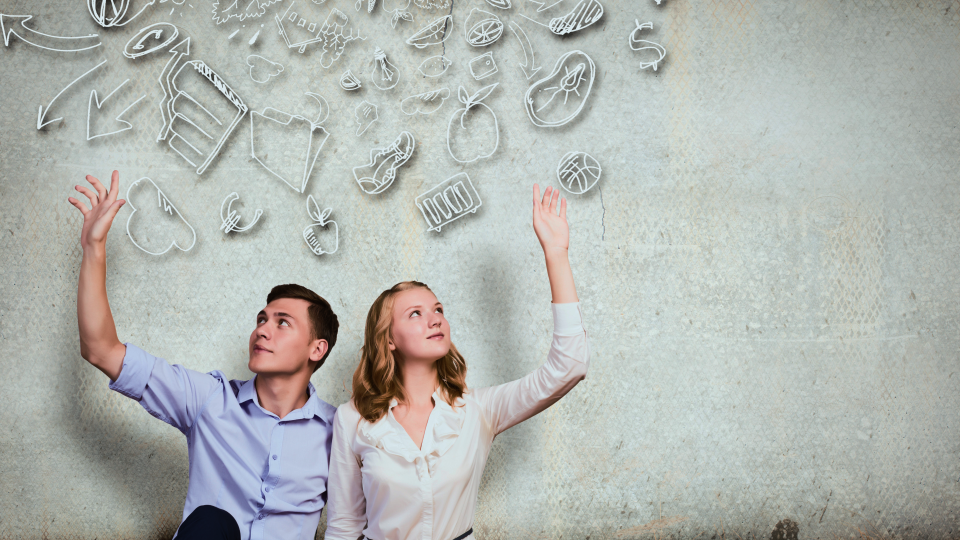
352, 281, 468, 423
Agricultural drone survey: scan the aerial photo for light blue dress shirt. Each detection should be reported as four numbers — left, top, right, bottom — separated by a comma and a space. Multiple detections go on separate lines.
109, 343, 337, 540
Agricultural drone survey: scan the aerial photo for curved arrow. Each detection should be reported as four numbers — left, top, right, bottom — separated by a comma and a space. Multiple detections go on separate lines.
508, 21, 541, 80
38, 59, 107, 130
528, 0, 563, 12
1, 14, 101, 52
87, 79, 147, 140
157, 36, 190, 141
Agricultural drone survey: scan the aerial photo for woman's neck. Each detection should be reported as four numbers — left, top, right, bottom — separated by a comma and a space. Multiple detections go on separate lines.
399, 357, 439, 406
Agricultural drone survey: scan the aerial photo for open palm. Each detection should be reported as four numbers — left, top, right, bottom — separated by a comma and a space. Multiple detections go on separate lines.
68, 171, 125, 249
532, 184, 569, 253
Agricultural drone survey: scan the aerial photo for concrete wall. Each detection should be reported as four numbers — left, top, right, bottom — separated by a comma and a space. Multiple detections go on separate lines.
1, 0, 958, 538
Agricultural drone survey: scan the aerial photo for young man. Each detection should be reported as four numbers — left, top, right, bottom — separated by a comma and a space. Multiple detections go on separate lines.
68, 171, 340, 540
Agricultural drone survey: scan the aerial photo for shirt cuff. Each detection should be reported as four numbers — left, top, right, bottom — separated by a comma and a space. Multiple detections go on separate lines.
552, 302, 584, 336
108, 343, 153, 401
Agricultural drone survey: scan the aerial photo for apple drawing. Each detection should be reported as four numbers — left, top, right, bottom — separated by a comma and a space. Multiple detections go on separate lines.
303, 195, 339, 256
446, 83, 499, 164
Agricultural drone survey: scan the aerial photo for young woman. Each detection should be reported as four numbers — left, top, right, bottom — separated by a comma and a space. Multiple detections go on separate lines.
325, 185, 589, 540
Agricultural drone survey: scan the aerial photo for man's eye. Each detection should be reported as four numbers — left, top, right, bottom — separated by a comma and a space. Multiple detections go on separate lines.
279, 320, 289, 326
257, 318, 266, 324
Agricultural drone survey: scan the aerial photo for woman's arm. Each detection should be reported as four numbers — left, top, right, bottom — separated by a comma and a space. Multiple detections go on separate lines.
471, 185, 589, 435
533, 184, 579, 303
324, 406, 367, 540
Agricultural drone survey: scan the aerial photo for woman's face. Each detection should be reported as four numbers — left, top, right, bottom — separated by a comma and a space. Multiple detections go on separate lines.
389, 287, 451, 363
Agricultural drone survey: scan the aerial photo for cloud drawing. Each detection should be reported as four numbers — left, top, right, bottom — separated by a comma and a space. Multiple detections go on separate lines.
246, 55, 284, 84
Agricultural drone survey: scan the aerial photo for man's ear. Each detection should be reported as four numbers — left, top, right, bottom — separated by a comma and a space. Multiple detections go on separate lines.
309, 339, 329, 364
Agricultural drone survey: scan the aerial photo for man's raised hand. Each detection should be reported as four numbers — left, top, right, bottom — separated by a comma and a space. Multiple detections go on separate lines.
68, 170, 125, 250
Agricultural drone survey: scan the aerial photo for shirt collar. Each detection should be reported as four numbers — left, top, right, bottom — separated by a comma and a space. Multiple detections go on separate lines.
238, 376, 336, 424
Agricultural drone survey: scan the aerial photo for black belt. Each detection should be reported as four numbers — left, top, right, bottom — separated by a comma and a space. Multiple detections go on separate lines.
366, 528, 472, 540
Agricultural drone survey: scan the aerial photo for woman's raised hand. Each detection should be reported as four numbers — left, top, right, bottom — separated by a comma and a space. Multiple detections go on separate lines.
532, 184, 569, 255
68, 170, 125, 251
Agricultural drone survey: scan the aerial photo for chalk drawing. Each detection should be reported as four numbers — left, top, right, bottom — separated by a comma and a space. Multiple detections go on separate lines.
250, 96, 329, 193
353, 131, 415, 194
125, 177, 196, 255
484, 0, 511, 8
370, 47, 400, 90
464, 8, 503, 47
87, 0, 155, 28
508, 21, 541, 79
303, 195, 338, 255
468, 52, 498, 80
276, 2, 364, 64
220, 192, 263, 233
38, 59, 107, 130
400, 88, 450, 115
246, 54, 284, 83
212, 0, 282, 23
156, 37, 190, 142
382, 0, 414, 28
628, 21, 665, 71
417, 55, 452, 78
87, 80, 147, 140
523, 49, 595, 128
447, 83, 499, 163
413, 0, 450, 9
161, 59, 249, 175
355, 100, 378, 135
123, 22, 178, 59
528, 0, 564, 12
340, 69, 362, 90
355, 0, 376, 12
1, 14, 101, 52
556, 151, 601, 194
406, 15, 451, 48
416, 172, 482, 232
547, 0, 602, 35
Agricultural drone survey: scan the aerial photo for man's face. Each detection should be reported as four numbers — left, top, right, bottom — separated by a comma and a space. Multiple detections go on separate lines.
248, 298, 325, 376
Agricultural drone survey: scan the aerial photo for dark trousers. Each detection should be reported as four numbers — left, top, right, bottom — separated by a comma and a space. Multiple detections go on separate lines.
176, 505, 241, 540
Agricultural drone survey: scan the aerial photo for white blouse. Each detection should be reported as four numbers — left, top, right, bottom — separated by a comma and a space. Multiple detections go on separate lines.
325, 303, 590, 540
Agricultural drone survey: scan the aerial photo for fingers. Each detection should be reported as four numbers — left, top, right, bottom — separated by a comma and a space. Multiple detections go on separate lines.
559, 196, 567, 220
103, 199, 126, 223
75, 184, 99, 207
548, 186, 559, 214
67, 197, 89, 216
86, 174, 108, 201
106, 170, 120, 204
532, 184, 542, 218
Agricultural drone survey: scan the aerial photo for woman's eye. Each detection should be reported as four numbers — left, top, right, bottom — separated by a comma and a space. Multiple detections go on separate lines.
410, 310, 420, 317
436, 307, 443, 314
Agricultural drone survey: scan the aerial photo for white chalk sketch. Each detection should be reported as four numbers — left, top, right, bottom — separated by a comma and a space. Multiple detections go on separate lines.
413, 0, 450, 9
1, 14, 101, 52
464, 8, 503, 47
556, 151, 601, 194
447, 83, 499, 163
220, 192, 263, 233
248, 28, 261, 45
547, 0, 602, 35
303, 195, 338, 255
417, 55, 452, 77
468, 52, 497, 80
415, 172, 481, 232
213, 0, 282, 23
160, 58, 249, 175
508, 21, 541, 79
355, 100, 378, 135
88, 0, 156, 28
250, 98, 330, 193
246, 54, 284, 83
340, 69, 362, 90
228, 28, 240, 39
353, 131, 415, 194
382, 0, 414, 28
276, 2, 364, 65
125, 177, 197, 256
156, 37, 190, 141
38, 59, 107, 130
484, 0, 511, 8
354, 0, 376, 12
370, 47, 400, 90
123, 22, 179, 59
406, 14, 450, 48
523, 49, 595, 128
87, 80, 147, 140
400, 88, 449, 115
529, 0, 564, 12
628, 20, 666, 71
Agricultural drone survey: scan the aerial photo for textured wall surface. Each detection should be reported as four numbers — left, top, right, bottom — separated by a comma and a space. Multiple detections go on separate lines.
1, 0, 959, 538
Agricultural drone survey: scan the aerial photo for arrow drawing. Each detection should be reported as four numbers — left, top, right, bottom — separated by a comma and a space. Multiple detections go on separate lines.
528, 0, 563, 12
87, 79, 147, 140
1, 14, 101, 52
509, 21, 541, 79
38, 59, 107, 130
156, 36, 190, 141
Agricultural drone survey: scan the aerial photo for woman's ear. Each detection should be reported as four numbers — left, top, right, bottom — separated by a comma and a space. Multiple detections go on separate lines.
388, 340, 395, 351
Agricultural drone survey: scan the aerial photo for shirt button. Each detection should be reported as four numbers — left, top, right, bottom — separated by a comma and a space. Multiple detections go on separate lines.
272, 455, 278, 460
265, 487, 271, 492
258, 514, 265, 520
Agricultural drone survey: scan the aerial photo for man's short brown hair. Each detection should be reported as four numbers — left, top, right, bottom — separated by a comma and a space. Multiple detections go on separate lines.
267, 284, 339, 371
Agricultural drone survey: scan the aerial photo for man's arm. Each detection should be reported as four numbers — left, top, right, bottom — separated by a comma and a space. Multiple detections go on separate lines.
69, 170, 127, 381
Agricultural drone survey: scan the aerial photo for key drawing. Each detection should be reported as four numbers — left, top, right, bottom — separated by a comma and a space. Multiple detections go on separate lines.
415, 172, 482, 233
